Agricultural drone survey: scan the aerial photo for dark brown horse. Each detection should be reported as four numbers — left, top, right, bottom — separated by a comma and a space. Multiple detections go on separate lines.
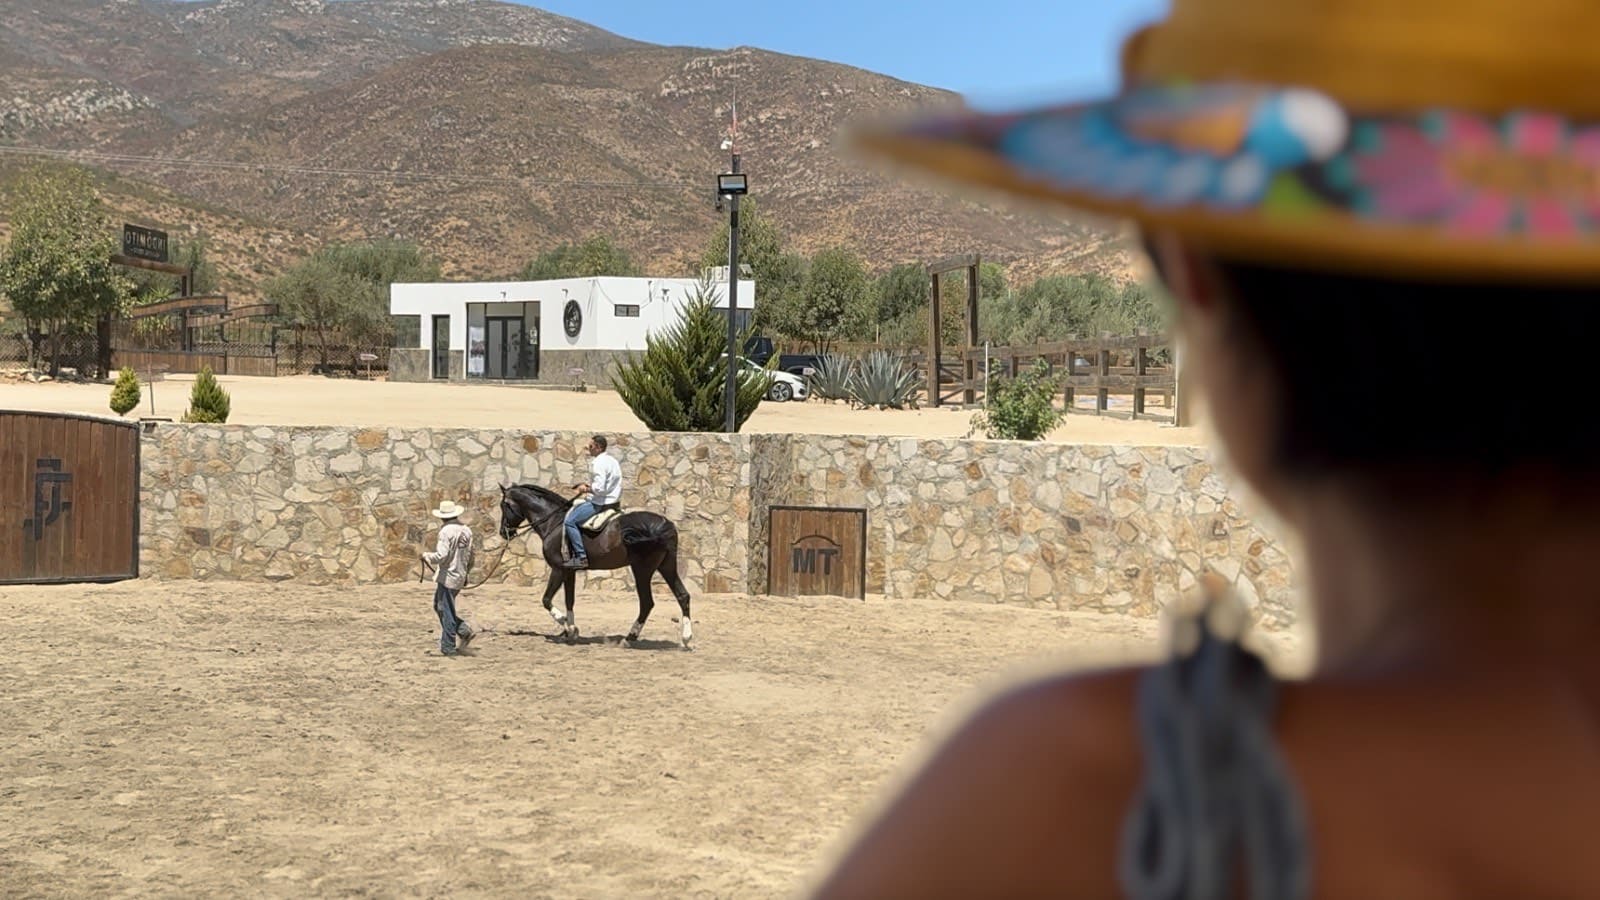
497, 483, 694, 649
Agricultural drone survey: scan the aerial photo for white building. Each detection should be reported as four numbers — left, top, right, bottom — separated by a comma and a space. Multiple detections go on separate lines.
387, 275, 756, 383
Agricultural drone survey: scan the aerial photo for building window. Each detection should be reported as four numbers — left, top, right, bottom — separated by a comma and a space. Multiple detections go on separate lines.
614, 304, 640, 317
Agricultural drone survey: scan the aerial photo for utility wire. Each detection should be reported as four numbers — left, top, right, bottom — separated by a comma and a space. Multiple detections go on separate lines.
0, 144, 705, 191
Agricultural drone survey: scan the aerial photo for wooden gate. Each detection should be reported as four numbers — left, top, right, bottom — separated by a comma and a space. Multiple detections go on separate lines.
767, 506, 867, 599
0, 411, 140, 584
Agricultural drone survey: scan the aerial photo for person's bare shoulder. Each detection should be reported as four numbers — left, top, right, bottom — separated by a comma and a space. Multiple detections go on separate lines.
803, 666, 1149, 900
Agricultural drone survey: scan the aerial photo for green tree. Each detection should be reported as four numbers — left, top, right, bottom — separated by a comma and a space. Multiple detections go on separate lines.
109, 366, 141, 416
266, 256, 365, 372
873, 263, 928, 325
268, 239, 441, 372
182, 365, 231, 423
877, 261, 1007, 348
0, 165, 133, 373
781, 246, 872, 353
611, 277, 769, 432
986, 274, 1168, 346
518, 234, 642, 279
698, 197, 805, 336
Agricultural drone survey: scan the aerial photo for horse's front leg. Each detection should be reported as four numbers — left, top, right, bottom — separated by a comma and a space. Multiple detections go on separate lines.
561, 570, 579, 642
541, 568, 567, 631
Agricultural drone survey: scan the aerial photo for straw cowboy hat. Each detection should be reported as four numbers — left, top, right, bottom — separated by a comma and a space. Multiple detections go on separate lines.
850, 0, 1600, 282
431, 500, 466, 520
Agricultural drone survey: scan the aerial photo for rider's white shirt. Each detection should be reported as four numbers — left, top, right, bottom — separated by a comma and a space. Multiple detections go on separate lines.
589, 452, 622, 505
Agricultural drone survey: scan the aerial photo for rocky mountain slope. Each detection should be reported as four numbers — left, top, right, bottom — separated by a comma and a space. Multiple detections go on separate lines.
0, 0, 1135, 303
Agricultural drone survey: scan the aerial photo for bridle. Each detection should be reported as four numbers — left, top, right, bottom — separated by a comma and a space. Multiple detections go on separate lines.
500, 488, 580, 541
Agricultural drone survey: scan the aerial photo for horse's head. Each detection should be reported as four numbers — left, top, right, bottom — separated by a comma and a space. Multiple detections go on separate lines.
498, 482, 527, 540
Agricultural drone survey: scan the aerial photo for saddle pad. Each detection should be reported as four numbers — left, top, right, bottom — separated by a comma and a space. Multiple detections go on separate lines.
580, 507, 620, 535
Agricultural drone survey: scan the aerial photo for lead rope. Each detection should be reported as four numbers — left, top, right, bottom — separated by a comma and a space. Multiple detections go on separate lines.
1117, 584, 1312, 900
418, 523, 532, 590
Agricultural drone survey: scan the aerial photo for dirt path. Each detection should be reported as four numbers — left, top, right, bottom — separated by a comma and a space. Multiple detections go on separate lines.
1, 581, 1305, 898
0, 373, 1206, 445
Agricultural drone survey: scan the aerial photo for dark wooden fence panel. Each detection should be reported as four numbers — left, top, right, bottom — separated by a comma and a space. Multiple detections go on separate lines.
0, 411, 139, 584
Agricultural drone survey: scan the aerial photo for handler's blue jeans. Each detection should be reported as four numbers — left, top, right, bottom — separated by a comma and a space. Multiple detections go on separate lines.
564, 501, 597, 560
433, 583, 462, 654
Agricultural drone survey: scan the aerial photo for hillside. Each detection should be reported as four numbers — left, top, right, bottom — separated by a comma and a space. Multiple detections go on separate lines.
0, 0, 1136, 297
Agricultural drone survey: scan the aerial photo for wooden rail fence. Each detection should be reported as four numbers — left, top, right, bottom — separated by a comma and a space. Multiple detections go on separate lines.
774, 333, 1177, 421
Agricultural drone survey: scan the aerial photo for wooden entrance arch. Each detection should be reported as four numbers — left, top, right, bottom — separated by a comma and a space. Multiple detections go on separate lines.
926, 253, 980, 407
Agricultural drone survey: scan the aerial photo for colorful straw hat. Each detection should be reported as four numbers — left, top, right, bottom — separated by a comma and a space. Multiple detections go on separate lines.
851, 0, 1600, 281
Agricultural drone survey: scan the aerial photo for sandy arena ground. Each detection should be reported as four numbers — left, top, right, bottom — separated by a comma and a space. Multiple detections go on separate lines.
0, 374, 1235, 896
0, 373, 1206, 445
1, 581, 1309, 898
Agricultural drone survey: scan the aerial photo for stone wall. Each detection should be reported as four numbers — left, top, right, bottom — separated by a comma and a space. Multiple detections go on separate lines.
139, 426, 753, 595
539, 349, 630, 387
388, 347, 431, 382
138, 425, 1299, 624
388, 347, 613, 386
769, 437, 1296, 626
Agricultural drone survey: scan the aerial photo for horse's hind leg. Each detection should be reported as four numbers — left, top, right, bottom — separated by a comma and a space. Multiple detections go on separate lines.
624, 555, 661, 644
659, 553, 693, 650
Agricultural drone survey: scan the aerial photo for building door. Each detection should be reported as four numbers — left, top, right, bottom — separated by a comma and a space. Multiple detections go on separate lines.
485, 316, 523, 379
431, 315, 449, 379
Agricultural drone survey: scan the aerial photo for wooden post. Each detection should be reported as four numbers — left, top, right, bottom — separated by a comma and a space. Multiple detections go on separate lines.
1133, 333, 1148, 419
1173, 337, 1191, 426
963, 261, 980, 406
1063, 336, 1077, 411
927, 271, 941, 407
1097, 333, 1111, 415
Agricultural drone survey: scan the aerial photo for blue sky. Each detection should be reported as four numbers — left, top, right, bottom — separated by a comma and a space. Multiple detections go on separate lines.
527, 1, 1170, 109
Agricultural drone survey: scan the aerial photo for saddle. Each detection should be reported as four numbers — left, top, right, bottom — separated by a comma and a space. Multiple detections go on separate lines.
575, 502, 622, 536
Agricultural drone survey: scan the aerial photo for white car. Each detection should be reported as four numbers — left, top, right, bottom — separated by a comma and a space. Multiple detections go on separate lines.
719, 355, 808, 402
759, 365, 809, 402
742, 357, 806, 398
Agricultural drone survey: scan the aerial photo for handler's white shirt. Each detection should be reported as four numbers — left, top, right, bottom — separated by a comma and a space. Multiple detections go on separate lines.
589, 452, 622, 505
424, 522, 473, 590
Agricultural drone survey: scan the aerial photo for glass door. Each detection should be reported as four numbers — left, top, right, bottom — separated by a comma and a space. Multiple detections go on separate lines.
485, 316, 523, 380
431, 315, 449, 379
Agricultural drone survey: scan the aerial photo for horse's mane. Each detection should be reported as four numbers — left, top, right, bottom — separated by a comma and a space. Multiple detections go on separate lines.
510, 483, 568, 507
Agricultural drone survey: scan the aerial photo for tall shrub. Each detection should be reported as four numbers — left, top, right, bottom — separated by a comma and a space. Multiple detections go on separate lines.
968, 360, 1065, 440
611, 279, 768, 431
109, 366, 141, 416
182, 366, 231, 423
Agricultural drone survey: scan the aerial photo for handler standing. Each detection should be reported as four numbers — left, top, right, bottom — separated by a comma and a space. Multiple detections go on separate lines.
422, 499, 477, 656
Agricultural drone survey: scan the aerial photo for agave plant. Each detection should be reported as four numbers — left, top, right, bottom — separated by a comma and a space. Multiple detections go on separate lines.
848, 349, 919, 410
807, 353, 856, 402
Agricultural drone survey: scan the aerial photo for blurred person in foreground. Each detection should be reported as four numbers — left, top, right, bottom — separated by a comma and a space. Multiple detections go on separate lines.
808, 0, 1600, 896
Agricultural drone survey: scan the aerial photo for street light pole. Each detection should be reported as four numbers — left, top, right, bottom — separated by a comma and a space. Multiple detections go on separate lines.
721, 152, 745, 433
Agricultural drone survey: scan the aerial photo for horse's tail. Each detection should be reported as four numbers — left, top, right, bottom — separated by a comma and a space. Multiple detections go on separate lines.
621, 515, 677, 556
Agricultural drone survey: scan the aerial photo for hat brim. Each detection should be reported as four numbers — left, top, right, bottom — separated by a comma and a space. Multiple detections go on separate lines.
431, 507, 463, 519
851, 82, 1600, 283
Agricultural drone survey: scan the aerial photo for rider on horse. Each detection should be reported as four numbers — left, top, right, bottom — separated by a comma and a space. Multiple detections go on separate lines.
561, 434, 622, 569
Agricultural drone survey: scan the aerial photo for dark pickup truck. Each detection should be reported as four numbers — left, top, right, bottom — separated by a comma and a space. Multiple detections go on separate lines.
743, 336, 821, 378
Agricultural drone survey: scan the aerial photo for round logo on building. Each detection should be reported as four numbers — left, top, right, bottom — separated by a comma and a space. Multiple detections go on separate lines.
563, 300, 582, 337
